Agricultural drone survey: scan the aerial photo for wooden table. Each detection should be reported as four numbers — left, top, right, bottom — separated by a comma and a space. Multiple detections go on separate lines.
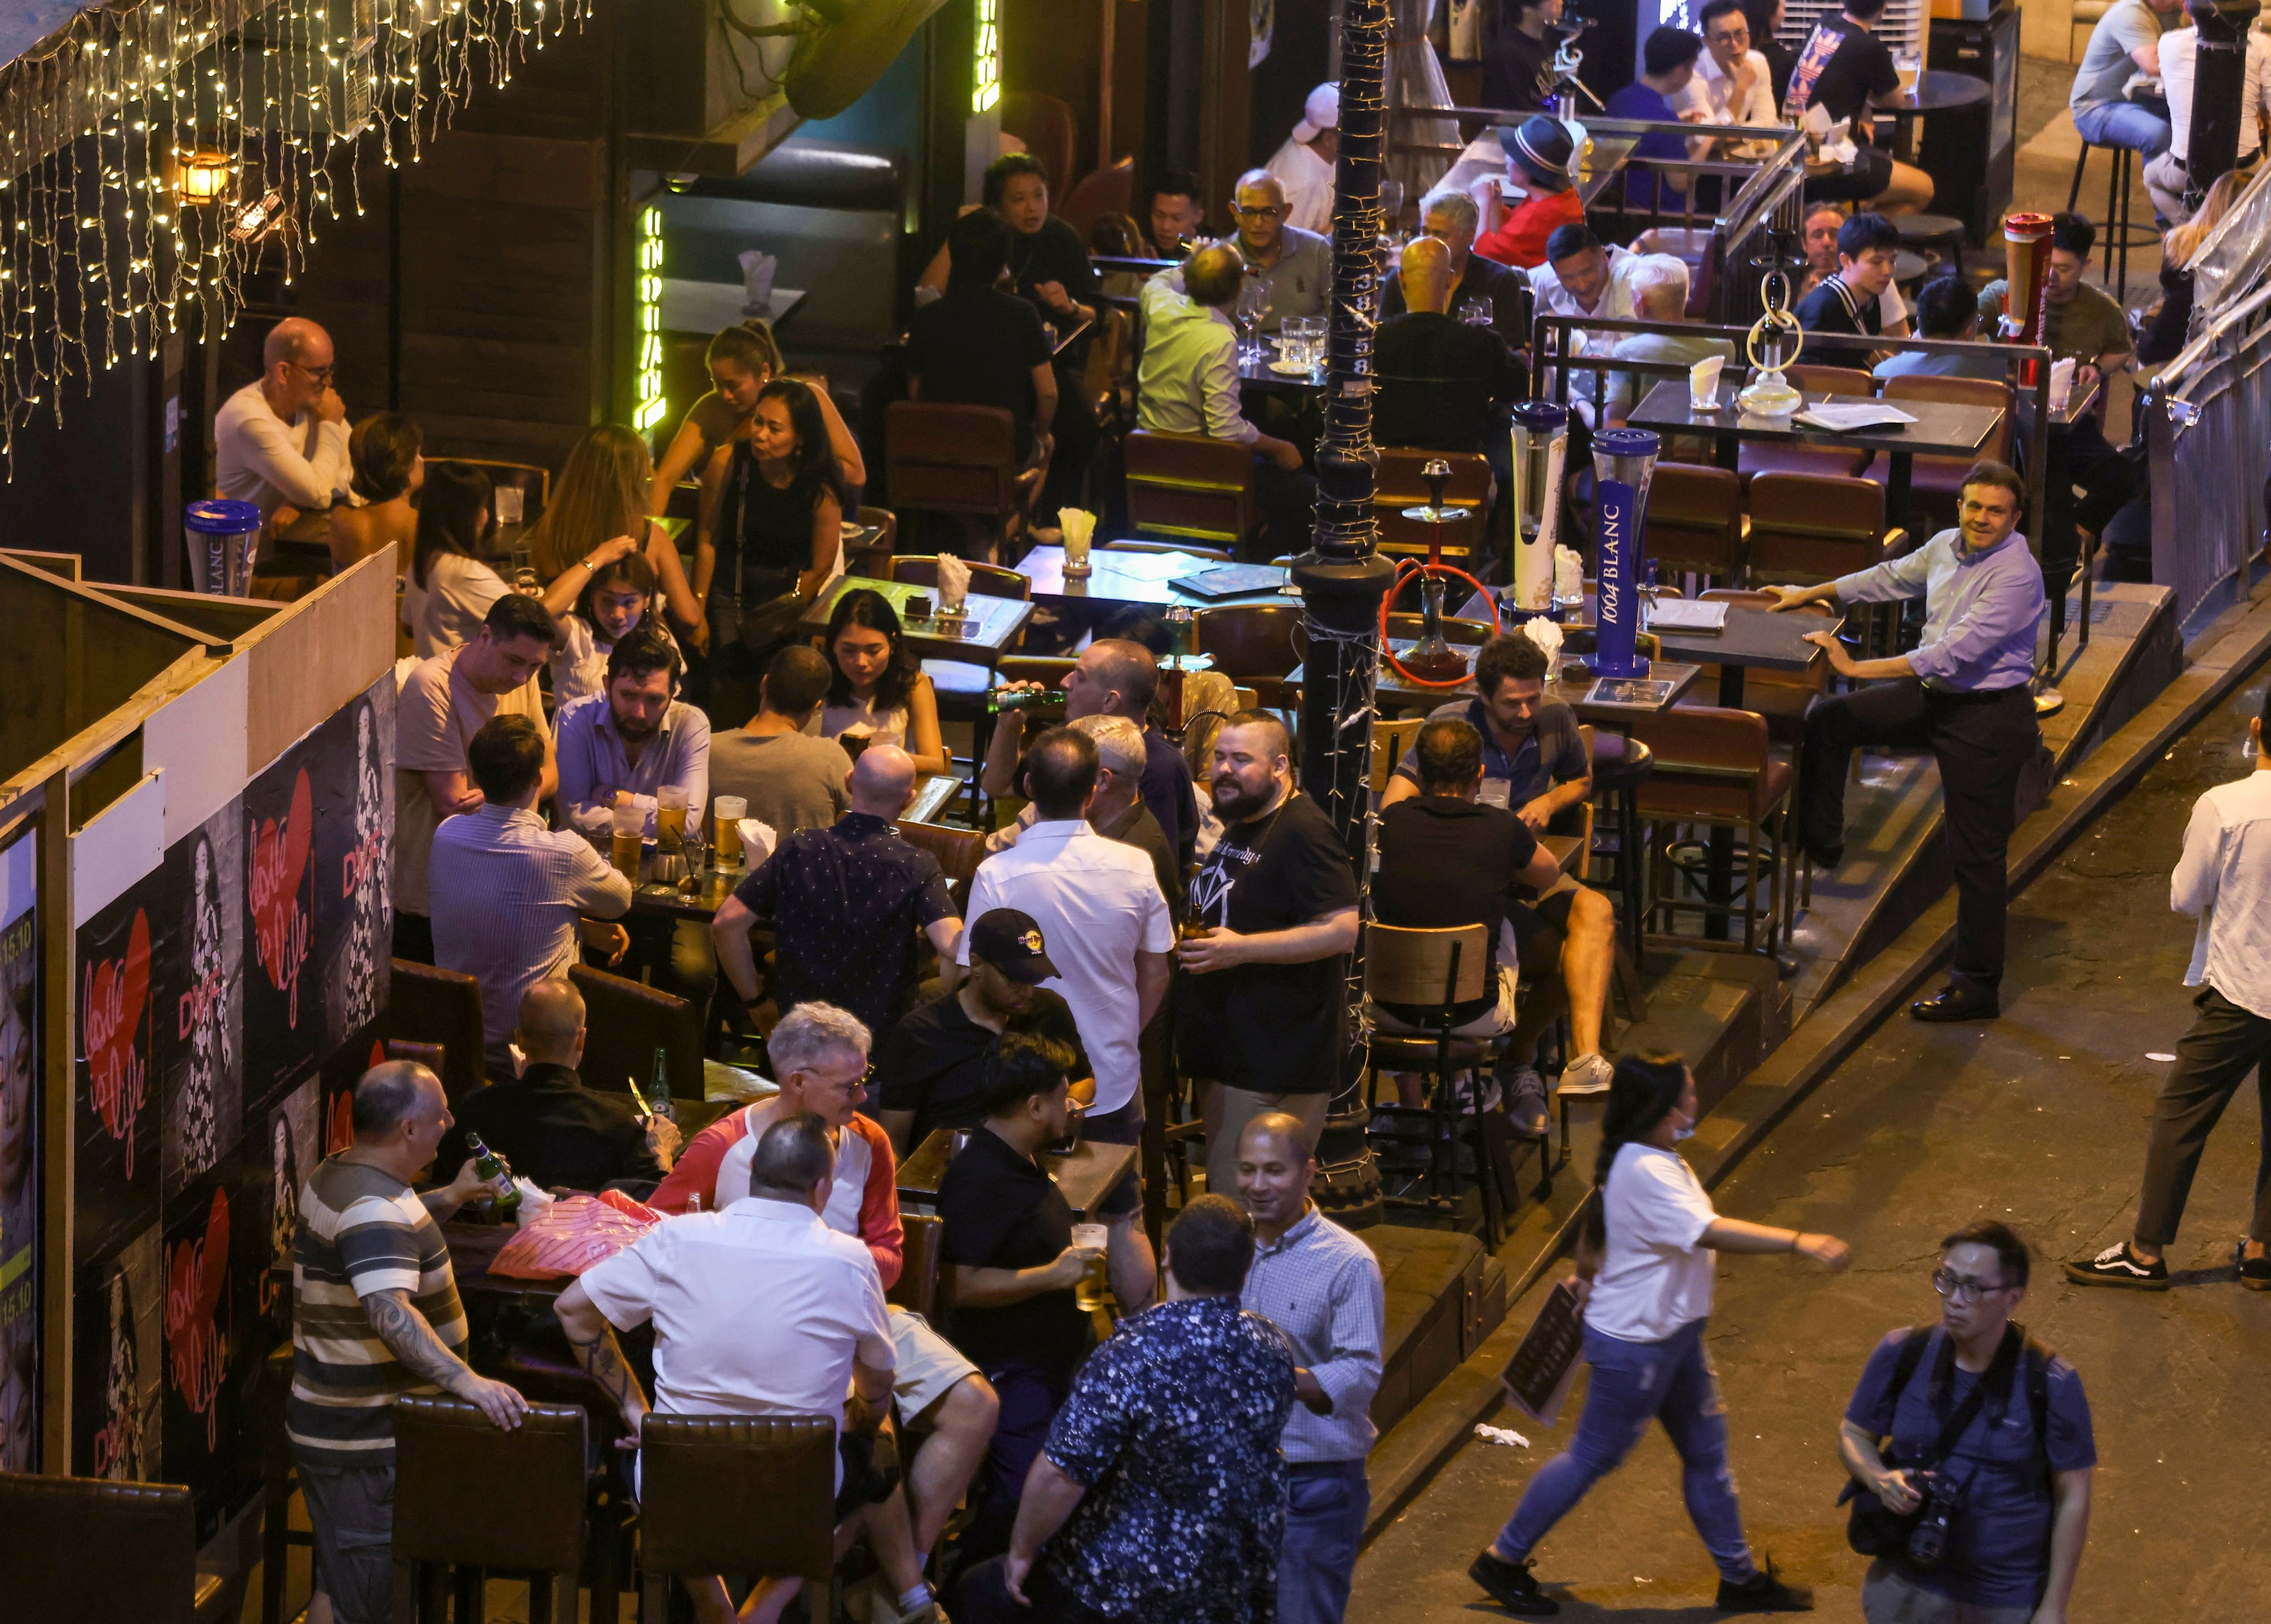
660, 278, 808, 334
1016, 543, 1290, 612
1640, 602, 1839, 708
895, 1129, 1139, 1219
1290, 644, 1700, 719
1876, 69, 1991, 165
1624, 379, 2006, 541
800, 576, 1033, 661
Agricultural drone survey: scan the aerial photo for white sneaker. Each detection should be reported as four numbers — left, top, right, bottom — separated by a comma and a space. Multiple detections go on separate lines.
1556, 1052, 1615, 1097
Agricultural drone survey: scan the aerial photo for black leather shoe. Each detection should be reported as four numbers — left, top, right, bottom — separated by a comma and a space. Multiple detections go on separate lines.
1468, 1550, 1560, 1615
1910, 982, 2000, 1023
1803, 842, 1844, 870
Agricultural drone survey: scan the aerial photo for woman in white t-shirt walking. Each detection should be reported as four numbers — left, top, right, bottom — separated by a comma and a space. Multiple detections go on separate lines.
1469, 1052, 1852, 1617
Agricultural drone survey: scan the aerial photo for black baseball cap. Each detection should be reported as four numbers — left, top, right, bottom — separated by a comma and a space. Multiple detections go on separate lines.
968, 908, 1060, 982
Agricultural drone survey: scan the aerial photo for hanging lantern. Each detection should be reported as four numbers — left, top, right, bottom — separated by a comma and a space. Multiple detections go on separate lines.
175, 150, 232, 206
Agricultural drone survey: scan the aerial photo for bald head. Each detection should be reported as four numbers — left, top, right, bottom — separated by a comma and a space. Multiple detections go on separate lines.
262, 317, 335, 418
264, 317, 332, 371
1400, 235, 1456, 315
848, 742, 918, 817
516, 978, 586, 1066
1185, 242, 1246, 309
1238, 1109, 1316, 1162
1234, 169, 1288, 210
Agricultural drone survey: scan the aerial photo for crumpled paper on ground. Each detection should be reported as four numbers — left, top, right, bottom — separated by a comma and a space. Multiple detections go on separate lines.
1475, 1423, 1533, 1448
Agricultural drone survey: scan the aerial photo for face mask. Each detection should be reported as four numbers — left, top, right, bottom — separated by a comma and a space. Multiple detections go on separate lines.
1669, 1107, 1697, 1142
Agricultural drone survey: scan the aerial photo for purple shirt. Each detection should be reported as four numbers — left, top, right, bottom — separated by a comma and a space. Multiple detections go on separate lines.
553, 693, 711, 838
1832, 529, 2044, 692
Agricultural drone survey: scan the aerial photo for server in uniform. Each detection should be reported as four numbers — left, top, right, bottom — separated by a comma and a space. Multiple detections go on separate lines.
1769, 461, 2045, 1023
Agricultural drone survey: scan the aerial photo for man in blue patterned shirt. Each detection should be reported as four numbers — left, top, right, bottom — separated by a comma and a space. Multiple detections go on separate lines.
1237, 1114, 1386, 1624
985, 1194, 1297, 1623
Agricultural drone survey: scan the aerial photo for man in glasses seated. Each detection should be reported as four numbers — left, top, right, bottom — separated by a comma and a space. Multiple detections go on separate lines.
1221, 170, 1331, 334
215, 315, 350, 548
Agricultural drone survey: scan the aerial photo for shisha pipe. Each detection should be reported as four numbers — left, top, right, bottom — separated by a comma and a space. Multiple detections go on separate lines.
1736, 227, 1812, 419
1381, 458, 1501, 689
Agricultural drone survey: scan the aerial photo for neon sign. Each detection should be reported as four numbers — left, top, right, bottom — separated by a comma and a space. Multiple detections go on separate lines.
634, 207, 667, 432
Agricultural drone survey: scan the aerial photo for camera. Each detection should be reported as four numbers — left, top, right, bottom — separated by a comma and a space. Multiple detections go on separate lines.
1902, 1470, 1961, 1573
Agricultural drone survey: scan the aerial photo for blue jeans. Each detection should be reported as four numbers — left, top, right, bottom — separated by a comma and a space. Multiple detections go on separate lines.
1279, 1458, 1369, 1624
1494, 1319, 1756, 1582
2073, 99, 2171, 160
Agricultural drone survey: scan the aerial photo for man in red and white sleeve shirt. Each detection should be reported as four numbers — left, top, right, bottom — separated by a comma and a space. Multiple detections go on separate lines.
651, 1000, 998, 1565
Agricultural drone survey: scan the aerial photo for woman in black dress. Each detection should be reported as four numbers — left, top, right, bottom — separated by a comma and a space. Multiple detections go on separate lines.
694, 378, 846, 727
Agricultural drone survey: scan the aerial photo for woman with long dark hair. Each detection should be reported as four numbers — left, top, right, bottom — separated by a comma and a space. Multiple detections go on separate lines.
404, 461, 618, 658
813, 588, 946, 776
694, 378, 847, 726
645, 320, 865, 516
1468, 1052, 1850, 1616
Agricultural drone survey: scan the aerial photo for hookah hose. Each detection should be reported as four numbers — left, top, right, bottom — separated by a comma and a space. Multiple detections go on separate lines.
1378, 558, 1503, 689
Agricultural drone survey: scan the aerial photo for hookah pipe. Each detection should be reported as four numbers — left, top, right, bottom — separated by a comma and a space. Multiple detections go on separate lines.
1380, 459, 1502, 689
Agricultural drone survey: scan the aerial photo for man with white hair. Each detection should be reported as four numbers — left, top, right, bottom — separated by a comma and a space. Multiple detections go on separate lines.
982, 714, 1181, 913
650, 1004, 1001, 1595
1382, 187, 1531, 343
1601, 256, 1734, 420
1265, 83, 1341, 235
215, 315, 350, 538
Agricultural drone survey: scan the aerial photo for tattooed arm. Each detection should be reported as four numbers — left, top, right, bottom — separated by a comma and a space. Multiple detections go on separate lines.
364, 1289, 529, 1430
554, 1280, 651, 1445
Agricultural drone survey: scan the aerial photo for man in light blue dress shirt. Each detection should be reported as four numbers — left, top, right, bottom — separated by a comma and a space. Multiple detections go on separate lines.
1236, 1112, 1386, 1624
1769, 461, 2046, 1024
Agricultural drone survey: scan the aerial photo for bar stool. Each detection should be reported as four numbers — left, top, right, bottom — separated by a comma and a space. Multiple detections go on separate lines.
1, 1471, 238, 1624
2066, 139, 2155, 300
1893, 213, 1968, 278
1588, 730, 1654, 968
391, 1394, 590, 1624
638, 1414, 839, 1622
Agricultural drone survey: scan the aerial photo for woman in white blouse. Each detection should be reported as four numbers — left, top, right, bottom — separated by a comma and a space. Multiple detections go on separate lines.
1467, 1051, 1851, 1616
401, 462, 627, 660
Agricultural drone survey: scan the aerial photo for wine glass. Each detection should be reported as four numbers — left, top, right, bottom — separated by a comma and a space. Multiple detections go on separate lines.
1235, 279, 1271, 364
1459, 297, 1493, 328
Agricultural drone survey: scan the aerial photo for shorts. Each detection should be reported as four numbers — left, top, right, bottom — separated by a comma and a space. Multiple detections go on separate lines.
1804, 143, 1895, 204
293, 1451, 395, 1624
890, 1306, 981, 1424
1078, 1095, 1144, 1220
1369, 964, 1520, 1038
833, 1424, 900, 1522
1504, 872, 1582, 968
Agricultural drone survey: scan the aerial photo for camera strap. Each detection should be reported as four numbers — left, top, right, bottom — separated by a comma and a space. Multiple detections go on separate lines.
1913, 1325, 2023, 1474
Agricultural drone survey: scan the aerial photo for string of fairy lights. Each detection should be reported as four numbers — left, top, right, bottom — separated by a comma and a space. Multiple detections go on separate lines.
0, 0, 589, 462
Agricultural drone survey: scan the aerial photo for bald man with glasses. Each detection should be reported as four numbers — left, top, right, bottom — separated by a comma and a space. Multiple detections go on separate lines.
216, 315, 350, 544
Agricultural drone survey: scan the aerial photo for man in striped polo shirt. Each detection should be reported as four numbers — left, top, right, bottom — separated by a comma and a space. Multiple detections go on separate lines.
289, 1061, 528, 1624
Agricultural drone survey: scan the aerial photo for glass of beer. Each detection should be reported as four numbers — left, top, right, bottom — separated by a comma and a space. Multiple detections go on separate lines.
713, 796, 747, 869
657, 786, 689, 851
1071, 1222, 1111, 1312
610, 796, 644, 883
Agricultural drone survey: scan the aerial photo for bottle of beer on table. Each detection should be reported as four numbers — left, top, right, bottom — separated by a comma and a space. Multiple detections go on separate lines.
464, 1130, 521, 1218
646, 1045, 680, 1126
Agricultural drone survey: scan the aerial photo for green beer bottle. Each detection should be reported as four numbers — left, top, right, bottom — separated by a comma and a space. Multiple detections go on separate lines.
646, 1045, 679, 1125
464, 1130, 521, 1218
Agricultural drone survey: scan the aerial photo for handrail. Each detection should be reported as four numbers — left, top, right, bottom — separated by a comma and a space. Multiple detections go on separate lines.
2151, 272, 2271, 393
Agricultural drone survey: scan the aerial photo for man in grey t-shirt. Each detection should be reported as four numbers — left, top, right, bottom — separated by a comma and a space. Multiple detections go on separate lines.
2069, 0, 2179, 159
707, 644, 852, 839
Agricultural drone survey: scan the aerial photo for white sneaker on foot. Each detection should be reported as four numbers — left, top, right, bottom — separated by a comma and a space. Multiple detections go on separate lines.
1557, 1052, 1615, 1097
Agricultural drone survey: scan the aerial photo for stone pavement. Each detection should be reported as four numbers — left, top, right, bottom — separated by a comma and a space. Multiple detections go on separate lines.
1352, 671, 2271, 1621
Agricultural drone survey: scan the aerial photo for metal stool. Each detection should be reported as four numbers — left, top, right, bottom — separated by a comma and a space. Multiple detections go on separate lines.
1587, 729, 1654, 966
1892, 213, 1968, 277
2066, 140, 2156, 300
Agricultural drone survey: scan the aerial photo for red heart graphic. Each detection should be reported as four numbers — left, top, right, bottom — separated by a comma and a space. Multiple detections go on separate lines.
82, 908, 152, 1177
251, 768, 315, 1025
165, 1187, 232, 1450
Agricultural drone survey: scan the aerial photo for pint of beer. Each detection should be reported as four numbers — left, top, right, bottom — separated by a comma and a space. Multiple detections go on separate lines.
609, 793, 644, 882
657, 786, 689, 851
714, 796, 747, 868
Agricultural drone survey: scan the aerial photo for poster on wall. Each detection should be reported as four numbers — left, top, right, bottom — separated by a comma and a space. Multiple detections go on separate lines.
317, 676, 394, 1059
1, 831, 39, 1472
260, 1079, 319, 1340
73, 1225, 162, 1480
243, 737, 322, 1112
161, 1175, 254, 1541
160, 800, 245, 1200
76, 872, 166, 1272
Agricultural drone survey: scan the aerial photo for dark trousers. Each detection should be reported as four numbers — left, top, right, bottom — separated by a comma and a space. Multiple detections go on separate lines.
1254, 457, 1318, 560
1800, 679, 2038, 986
959, 1363, 1068, 1565
2135, 984, 2271, 1248
954, 1558, 1119, 1624
391, 910, 434, 966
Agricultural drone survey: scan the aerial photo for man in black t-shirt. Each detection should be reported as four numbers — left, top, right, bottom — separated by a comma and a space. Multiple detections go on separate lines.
873, 908, 1090, 1154
907, 210, 1058, 466
1796, 210, 1901, 370
1784, 0, 1933, 212
1177, 712, 1361, 1199
1372, 721, 1569, 1136
937, 1033, 1099, 1564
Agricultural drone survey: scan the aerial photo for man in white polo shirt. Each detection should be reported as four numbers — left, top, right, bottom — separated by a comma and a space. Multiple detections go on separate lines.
962, 725, 1175, 1311
558, 1113, 943, 1624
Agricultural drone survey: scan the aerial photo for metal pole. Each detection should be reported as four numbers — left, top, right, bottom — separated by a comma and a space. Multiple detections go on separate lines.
1299, 0, 1398, 1138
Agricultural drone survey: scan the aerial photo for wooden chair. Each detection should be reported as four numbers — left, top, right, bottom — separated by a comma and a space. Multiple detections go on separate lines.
892, 818, 989, 910
637, 1416, 837, 1624
1373, 449, 1493, 566
1740, 366, 1876, 482
568, 964, 704, 1102
891, 1211, 944, 1320
1, 1470, 237, 1624
379, 958, 488, 1102
1643, 462, 1744, 586
885, 401, 1037, 559
392, 1397, 589, 1624
1194, 603, 1303, 712
1126, 429, 1257, 551
1743, 472, 1908, 655
1879, 374, 2015, 536
1628, 705, 1796, 956
1362, 922, 1515, 1246
888, 554, 1031, 601
1058, 156, 1135, 241
1001, 91, 1077, 197
850, 506, 898, 578
1382, 612, 1493, 647
1369, 716, 1425, 796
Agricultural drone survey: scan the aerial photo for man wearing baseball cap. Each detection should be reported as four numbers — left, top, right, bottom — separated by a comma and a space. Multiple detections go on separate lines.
873, 907, 1091, 1154
1472, 114, 1586, 270
1266, 82, 1341, 235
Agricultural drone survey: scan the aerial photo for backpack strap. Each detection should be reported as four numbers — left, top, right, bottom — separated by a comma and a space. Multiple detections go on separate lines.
2022, 1332, 2056, 1494
1872, 1324, 1934, 1457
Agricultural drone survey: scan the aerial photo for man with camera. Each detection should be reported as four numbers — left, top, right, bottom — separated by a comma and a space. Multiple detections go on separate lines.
1836, 1223, 2095, 1624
